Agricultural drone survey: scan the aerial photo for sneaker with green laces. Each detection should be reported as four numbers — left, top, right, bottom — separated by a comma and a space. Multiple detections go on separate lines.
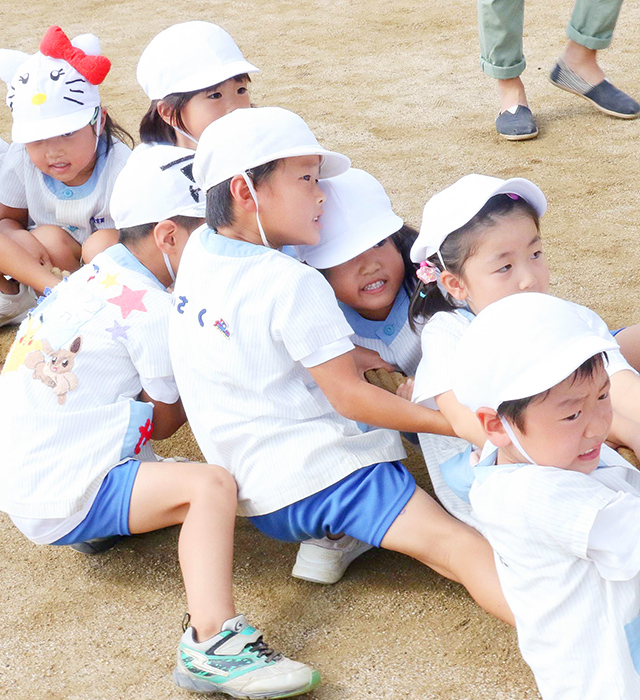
173, 614, 321, 698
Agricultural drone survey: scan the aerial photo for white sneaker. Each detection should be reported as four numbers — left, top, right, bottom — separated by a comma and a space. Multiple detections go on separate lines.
0, 284, 36, 327
292, 536, 373, 584
173, 614, 320, 698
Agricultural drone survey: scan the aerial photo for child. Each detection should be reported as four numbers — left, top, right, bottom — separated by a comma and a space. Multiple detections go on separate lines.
137, 21, 258, 149
170, 106, 514, 631
0, 143, 319, 699
292, 167, 422, 584
0, 26, 133, 320
452, 292, 640, 699
408, 174, 640, 529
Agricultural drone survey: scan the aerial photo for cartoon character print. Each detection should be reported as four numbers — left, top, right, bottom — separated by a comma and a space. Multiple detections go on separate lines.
25, 336, 81, 405
0, 26, 110, 127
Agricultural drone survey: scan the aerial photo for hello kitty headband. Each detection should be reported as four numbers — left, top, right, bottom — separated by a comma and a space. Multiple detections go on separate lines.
0, 26, 110, 144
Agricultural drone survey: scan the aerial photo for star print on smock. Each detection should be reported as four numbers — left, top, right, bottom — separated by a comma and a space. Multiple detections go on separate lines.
107, 285, 147, 319
105, 319, 130, 341
100, 272, 119, 289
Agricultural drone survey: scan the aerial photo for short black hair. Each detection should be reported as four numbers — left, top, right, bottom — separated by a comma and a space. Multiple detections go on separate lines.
205, 159, 281, 230
497, 353, 607, 433
118, 215, 202, 246
139, 75, 251, 145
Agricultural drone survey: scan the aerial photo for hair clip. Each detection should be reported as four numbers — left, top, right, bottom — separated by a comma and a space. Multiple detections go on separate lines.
419, 291, 427, 298
506, 193, 520, 200
416, 260, 438, 285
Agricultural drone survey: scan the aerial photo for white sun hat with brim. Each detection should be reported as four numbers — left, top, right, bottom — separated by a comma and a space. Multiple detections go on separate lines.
193, 106, 351, 192
137, 21, 259, 100
110, 144, 205, 230
452, 293, 618, 414
0, 28, 109, 144
295, 168, 403, 269
410, 174, 547, 263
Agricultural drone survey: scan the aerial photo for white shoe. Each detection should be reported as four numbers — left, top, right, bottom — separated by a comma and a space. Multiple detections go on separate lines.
173, 614, 321, 698
0, 284, 36, 327
292, 536, 373, 584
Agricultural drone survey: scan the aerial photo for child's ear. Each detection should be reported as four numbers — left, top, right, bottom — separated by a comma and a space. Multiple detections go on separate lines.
153, 219, 180, 253
476, 408, 511, 447
157, 100, 174, 127
229, 175, 258, 212
440, 269, 469, 302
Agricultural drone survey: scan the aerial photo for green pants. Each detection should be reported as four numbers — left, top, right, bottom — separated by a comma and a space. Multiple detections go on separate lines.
478, 0, 625, 79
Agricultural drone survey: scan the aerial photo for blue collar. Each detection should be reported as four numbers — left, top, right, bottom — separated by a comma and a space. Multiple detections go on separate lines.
104, 243, 167, 290
339, 287, 410, 346
42, 136, 108, 201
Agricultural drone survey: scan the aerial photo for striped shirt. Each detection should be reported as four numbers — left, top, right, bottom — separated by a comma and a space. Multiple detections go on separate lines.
0, 137, 130, 244
169, 227, 406, 517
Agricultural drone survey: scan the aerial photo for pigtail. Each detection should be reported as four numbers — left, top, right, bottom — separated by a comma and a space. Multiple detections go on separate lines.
102, 111, 134, 153
408, 254, 455, 331
139, 101, 178, 145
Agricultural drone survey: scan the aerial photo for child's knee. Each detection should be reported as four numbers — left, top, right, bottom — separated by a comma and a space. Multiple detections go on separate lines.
197, 464, 237, 501
82, 229, 119, 263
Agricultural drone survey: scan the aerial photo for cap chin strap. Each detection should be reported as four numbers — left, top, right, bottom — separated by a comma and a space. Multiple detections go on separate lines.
241, 172, 271, 249
174, 127, 199, 146
163, 251, 176, 283
437, 250, 446, 270
499, 416, 537, 465
91, 106, 102, 152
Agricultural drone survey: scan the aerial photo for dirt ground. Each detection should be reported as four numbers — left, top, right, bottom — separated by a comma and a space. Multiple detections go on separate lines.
1, 0, 639, 698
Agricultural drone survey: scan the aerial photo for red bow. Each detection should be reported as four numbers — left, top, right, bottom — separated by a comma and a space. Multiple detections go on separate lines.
39, 26, 111, 85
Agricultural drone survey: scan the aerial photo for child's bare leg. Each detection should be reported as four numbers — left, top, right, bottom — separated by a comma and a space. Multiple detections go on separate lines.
128, 461, 237, 640
613, 326, 640, 374
32, 225, 82, 273
0, 231, 60, 293
82, 228, 119, 263
381, 487, 514, 626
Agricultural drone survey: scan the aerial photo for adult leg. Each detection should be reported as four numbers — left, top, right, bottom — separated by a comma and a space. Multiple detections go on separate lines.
550, 0, 639, 118
478, 0, 537, 139
381, 486, 514, 625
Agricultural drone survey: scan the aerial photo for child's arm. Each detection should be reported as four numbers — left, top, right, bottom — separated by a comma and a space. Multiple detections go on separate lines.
140, 389, 187, 440
0, 228, 60, 293
435, 390, 487, 447
609, 370, 640, 457
307, 350, 455, 436
351, 344, 395, 377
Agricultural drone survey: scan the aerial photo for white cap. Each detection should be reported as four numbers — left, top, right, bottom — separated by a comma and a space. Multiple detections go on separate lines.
410, 174, 547, 263
137, 21, 259, 100
295, 168, 403, 269
0, 29, 108, 144
193, 106, 351, 192
110, 144, 205, 229
452, 293, 618, 413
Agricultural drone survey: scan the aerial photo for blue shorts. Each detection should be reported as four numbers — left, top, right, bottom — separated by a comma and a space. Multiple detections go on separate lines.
249, 461, 415, 548
53, 460, 140, 545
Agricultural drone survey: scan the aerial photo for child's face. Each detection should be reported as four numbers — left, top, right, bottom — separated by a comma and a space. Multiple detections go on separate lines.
25, 122, 98, 187
256, 155, 325, 248
325, 238, 405, 321
502, 364, 612, 474
181, 77, 250, 141
449, 213, 550, 314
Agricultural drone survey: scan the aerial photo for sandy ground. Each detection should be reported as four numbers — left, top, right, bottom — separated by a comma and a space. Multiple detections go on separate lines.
1, 0, 640, 697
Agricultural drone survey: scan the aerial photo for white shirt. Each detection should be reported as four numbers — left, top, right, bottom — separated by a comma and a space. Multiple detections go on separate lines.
471, 443, 640, 699
411, 303, 635, 531
169, 228, 406, 517
0, 138, 131, 244
0, 244, 177, 539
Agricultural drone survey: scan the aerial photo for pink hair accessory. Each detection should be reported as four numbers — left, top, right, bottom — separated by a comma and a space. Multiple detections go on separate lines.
416, 260, 438, 285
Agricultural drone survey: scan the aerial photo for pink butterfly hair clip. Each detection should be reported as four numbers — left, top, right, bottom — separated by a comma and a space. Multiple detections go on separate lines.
416, 260, 438, 285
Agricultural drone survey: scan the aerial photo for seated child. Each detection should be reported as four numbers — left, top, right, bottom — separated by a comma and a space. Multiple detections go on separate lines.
0, 25, 133, 315
292, 167, 421, 584
137, 21, 258, 149
452, 292, 640, 700
0, 143, 319, 699
170, 106, 514, 636
408, 174, 640, 531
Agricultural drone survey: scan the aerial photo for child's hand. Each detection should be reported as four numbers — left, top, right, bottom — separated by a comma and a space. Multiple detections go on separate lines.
396, 377, 414, 401
350, 345, 395, 379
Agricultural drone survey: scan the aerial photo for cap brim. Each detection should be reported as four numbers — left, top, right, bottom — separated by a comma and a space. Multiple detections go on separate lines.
12, 106, 96, 144
150, 61, 260, 100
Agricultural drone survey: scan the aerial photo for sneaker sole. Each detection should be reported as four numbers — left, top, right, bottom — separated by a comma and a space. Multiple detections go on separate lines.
172, 668, 321, 699
291, 542, 374, 585
549, 77, 640, 120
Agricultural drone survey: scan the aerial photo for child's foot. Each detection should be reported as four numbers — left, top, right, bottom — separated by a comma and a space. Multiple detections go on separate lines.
69, 536, 124, 554
173, 614, 320, 698
292, 535, 373, 584
0, 284, 36, 327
